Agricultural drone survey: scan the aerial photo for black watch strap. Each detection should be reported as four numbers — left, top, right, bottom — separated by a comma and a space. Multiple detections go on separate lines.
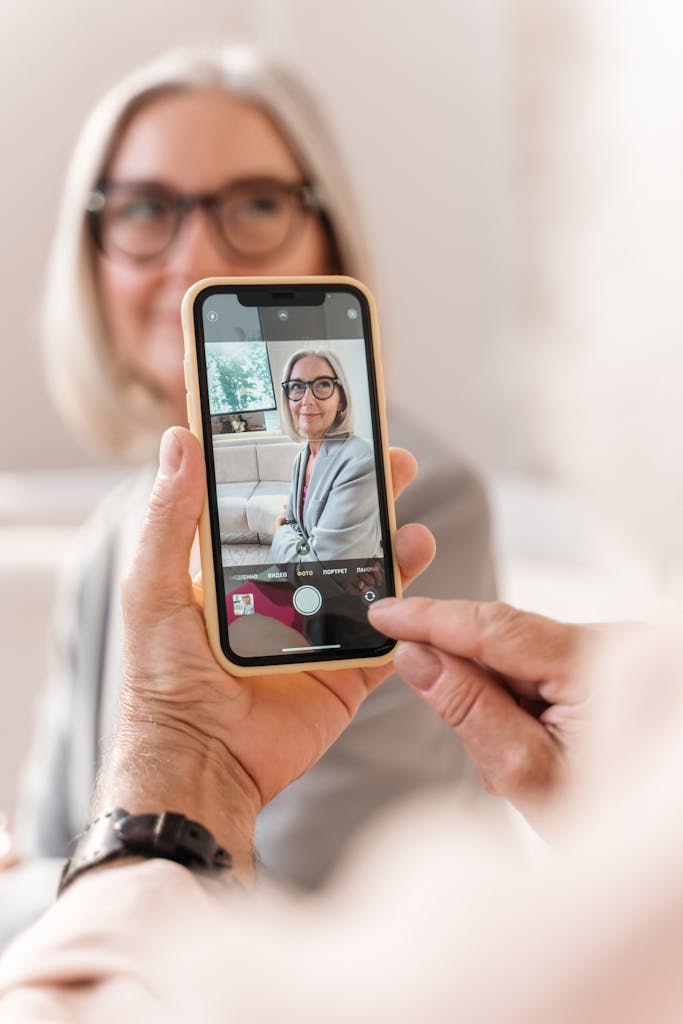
58, 808, 232, 896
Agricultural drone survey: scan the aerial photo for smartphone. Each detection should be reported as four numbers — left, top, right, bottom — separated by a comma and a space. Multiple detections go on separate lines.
182, 276, 400, 676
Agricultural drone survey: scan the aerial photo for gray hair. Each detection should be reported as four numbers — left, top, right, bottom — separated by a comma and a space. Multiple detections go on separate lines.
279, 349, 354, 440
42, 46, 372, 458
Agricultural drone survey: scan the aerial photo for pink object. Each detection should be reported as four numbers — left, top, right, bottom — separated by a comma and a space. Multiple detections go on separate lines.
226, 580, 305, 632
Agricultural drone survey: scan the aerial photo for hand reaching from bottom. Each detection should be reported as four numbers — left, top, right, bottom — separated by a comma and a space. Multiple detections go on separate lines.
97, 427, 434, 878
368, 597, 611, 829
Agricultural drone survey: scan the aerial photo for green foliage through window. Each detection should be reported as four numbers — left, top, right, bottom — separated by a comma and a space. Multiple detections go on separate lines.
206, 342, 276, 414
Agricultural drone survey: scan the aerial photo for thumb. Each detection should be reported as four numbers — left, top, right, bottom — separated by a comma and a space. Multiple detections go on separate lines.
126, 427, 207, 605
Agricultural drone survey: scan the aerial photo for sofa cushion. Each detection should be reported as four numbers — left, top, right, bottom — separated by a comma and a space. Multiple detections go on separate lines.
256, 442, 300, 483
216, 482, 258, 542
213, 438, 302, 547
213, 443, 258, 484
246, 482, 291, 542
220, 542, 272, 566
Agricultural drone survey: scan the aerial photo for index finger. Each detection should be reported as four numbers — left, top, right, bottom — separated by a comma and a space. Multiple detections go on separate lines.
369, 598, 588, 700
388, 447, 417, 501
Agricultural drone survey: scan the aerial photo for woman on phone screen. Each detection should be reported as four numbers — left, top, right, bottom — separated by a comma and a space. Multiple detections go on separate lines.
271, 348, 382, 564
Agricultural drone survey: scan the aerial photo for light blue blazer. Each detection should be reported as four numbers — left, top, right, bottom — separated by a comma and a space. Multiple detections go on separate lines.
270, 433, 382, 563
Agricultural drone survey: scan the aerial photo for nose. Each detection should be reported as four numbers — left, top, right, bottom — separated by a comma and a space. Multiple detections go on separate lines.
163, 207, 240, 282
300, 387, 320, 406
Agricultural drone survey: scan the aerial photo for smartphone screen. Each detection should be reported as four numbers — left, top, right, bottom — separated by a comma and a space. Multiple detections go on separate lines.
190, 281, 397, 669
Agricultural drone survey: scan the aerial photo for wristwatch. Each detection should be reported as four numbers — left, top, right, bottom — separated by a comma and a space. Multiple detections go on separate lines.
58, 808, 233, 896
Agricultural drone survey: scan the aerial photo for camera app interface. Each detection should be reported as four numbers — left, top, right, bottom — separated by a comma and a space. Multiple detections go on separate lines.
200, 289, 394, 663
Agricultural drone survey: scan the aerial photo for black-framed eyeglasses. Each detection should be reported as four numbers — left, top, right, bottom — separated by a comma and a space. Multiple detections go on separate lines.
282, 377, 340, 401
86, 176, 323, 263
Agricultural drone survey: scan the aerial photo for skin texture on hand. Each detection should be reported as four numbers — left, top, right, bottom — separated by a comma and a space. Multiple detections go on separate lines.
95, 427, 434, 880
367, 597, 609, 829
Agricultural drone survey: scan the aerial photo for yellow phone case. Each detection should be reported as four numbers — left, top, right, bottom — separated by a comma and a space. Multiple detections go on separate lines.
181, 275, 401, 677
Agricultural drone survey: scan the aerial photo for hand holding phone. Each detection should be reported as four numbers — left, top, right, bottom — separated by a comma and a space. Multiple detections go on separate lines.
113, 426, 433, 833
182, 276, 401, 675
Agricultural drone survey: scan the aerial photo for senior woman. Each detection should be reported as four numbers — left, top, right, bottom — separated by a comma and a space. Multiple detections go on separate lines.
271, 348, 381, 564
1, 46, 496, 944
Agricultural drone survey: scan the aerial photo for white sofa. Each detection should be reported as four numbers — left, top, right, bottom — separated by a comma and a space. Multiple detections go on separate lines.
213, 435, 300, 565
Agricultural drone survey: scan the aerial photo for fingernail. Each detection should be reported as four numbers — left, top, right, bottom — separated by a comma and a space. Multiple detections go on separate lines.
367, 597, 398, 618
159, 429, 183, 478
394, 643, 443, 691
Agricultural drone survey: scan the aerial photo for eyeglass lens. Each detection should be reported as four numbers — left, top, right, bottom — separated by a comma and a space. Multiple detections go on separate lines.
98, 180, 307, 261
285, 378, 336, 400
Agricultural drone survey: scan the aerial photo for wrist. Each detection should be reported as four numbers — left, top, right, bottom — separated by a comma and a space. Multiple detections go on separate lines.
58, 808, 237, 896
94, 717, 258, 885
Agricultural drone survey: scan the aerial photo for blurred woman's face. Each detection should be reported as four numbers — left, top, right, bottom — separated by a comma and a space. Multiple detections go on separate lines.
288, 355, 343, 440
97, 89, 334, 418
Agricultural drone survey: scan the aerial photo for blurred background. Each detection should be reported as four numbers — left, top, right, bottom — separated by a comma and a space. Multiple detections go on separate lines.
1, 0, 680, 812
